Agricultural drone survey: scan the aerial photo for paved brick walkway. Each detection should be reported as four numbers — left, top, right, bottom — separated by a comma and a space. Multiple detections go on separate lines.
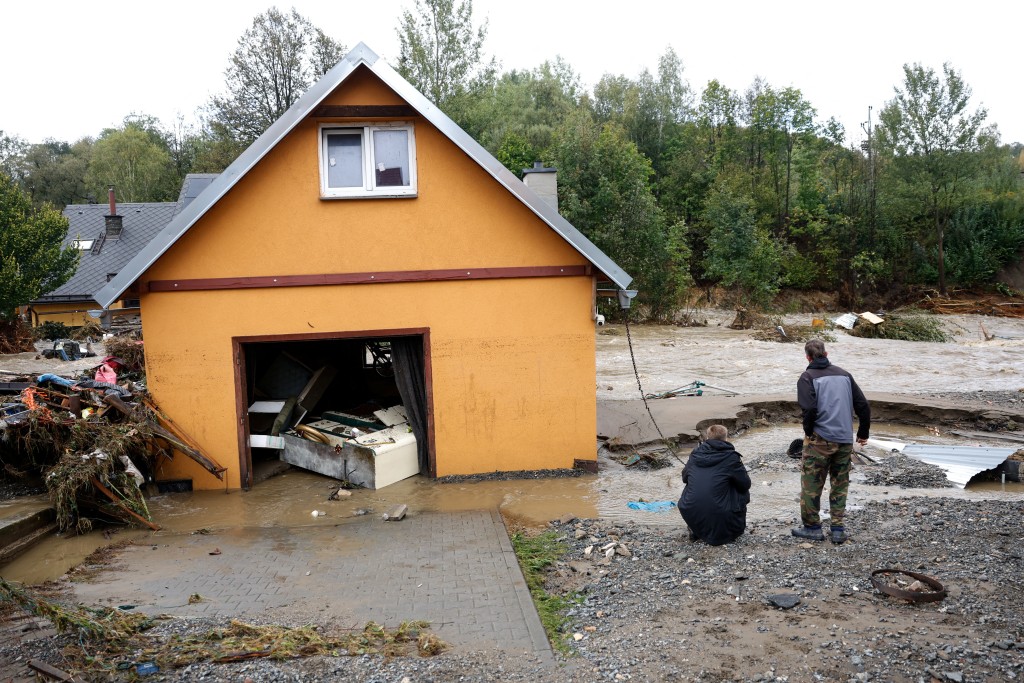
69, 510, 550, 657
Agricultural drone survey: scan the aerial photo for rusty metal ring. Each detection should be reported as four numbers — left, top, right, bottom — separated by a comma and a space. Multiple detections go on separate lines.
870, 569, 947, 602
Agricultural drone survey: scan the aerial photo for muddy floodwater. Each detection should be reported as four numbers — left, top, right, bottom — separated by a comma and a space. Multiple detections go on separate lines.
3, 312, 1023, 585
597, 312, 1024, 397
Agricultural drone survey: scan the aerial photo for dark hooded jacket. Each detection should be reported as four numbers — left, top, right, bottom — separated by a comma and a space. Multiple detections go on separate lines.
677, 439, 751, 546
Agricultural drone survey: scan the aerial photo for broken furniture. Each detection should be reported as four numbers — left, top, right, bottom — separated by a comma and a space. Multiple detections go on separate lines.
247, 353, 337, 450
280, 405, 419, 489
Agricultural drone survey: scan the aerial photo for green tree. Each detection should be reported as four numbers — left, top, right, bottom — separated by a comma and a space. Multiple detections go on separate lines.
0, 131, 29, 184
207, 7, 345, 154
590, 48, 693, 172
396, 0, 497, 123
471, 59, 581, 171
19, 138, 94, 208
86, 124, 177, 202
0, 173, 78, 324
876, 62, 988, 295
702, 183, 783, 308
551, 112, 688, 318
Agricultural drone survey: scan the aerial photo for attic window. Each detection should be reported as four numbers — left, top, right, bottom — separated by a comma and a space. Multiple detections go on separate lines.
72, 239, 94, 250
319, 123, 417, 198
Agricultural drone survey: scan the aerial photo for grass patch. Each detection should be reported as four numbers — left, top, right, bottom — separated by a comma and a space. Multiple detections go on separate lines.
509, 528, 580, 654
847, 313, 949, 342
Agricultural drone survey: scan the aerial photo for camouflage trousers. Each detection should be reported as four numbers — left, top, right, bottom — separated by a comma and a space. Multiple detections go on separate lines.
800, 434, 853, 527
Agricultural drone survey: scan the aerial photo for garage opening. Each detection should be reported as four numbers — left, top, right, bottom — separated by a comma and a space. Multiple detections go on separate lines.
234, 331, 432, 490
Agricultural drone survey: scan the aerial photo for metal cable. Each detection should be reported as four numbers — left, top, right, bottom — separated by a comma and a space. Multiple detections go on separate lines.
623, 310, 685, 465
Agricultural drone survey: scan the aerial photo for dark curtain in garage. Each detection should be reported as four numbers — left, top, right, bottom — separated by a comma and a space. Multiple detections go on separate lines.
390, 336, 429, 473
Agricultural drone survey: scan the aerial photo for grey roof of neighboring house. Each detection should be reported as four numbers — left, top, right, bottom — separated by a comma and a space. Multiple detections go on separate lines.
95, 42, 632, 309
33, 202, 178, 303
33, 174, 218, 305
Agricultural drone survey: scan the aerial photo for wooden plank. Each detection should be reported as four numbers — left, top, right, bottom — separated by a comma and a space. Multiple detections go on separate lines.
28, 659, 79, 682
106, 396, 226, 480
146, 265, 591, 293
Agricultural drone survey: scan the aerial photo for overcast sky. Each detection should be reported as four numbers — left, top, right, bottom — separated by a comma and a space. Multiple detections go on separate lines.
5, 1, 1022, 147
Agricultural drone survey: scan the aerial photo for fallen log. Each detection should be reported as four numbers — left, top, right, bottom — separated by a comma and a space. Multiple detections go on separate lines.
103, 395, 226, 480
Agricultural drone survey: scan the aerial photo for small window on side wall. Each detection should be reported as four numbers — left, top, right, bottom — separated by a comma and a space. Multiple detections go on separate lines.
320, 123, 417, 198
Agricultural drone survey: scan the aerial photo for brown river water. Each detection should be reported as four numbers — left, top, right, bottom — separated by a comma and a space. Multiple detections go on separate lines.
3, 312, 1023, 584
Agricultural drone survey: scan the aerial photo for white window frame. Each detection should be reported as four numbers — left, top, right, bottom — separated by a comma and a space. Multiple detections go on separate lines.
318, 122, 418, 199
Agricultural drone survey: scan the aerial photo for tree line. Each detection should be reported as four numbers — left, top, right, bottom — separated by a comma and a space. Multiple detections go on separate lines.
3, 1, 1023, 321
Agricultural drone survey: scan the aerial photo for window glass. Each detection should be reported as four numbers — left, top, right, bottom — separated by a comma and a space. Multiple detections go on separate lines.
326, 132, 363, 188
372, 130, 409, 186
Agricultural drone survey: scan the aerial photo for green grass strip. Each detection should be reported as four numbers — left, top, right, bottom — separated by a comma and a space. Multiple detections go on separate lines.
510, 529, 580, 654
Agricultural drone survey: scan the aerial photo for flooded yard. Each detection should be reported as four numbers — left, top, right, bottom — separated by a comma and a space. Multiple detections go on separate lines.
3, 312, 1023, 586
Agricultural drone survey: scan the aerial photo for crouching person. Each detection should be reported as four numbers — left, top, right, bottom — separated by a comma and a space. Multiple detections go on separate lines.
677, 424, 751, 545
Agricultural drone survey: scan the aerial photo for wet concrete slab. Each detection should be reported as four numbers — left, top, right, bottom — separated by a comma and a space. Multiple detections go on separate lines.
0, 496, 55, 564
65, 509, 552, 658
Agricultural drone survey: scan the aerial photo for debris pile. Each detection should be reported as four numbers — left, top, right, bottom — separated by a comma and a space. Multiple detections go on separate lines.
920, 295, 1024, 318
0, 351, 225, 533
846, 312, 949, 342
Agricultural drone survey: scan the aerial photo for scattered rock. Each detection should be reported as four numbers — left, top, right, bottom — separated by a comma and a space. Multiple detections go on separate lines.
767, 594, 801, 609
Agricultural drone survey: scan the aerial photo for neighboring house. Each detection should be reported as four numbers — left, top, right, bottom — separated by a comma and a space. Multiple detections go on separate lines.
26, 175, 219, 328
96, 43, 632, 490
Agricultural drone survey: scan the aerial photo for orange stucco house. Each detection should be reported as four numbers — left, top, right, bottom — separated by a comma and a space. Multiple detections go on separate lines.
96, 44, 632, 491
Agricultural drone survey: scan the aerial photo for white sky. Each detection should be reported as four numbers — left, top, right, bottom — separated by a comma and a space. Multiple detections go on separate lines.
4, 1, 1022, 147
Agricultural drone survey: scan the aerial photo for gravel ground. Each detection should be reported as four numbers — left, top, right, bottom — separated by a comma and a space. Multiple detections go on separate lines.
4, 498, 1022, 682
860, 453, 956, 489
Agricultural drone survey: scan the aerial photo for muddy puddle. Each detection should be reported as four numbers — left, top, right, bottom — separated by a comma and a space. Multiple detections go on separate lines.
597, 312, 1024, 397
4, 422, 1021, 585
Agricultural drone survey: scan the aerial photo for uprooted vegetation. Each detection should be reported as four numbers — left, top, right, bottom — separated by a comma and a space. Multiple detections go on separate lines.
0, 577, 447, 678
846, 312, 950, 342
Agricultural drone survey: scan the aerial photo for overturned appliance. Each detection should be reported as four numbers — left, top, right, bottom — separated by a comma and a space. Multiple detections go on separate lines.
279, 405, 419, 489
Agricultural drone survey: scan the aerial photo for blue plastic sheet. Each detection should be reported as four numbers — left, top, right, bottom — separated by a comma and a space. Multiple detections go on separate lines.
626, 500, 676, 512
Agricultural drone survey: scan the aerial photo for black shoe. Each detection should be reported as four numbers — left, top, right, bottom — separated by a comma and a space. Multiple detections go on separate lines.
791, 525, 825, 541
830, 527, 848, 544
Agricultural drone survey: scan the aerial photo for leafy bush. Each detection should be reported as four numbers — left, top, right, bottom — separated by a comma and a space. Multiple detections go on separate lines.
36, 321, 70, 341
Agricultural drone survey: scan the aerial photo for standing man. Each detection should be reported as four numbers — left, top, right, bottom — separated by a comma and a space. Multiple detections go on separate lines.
678, 424, 751, 545
793, 339, 870, 544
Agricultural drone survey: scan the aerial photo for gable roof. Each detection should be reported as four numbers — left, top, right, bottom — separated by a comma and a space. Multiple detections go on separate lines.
95, 43, 631, 309
33, 202, 177, 303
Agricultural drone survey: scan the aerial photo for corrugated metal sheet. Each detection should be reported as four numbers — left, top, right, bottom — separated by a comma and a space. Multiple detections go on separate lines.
868, 439, 1018, 488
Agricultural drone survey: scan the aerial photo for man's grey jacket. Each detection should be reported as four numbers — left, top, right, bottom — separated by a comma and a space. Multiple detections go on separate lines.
798, 357, 871, 444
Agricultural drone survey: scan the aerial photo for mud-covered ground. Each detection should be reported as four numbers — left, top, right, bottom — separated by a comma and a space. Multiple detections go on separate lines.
2, 313, 1024, 681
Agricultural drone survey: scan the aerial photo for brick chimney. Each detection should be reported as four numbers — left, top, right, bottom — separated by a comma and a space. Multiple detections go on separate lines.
104, 185, 123, 240
522, 161, 558, 211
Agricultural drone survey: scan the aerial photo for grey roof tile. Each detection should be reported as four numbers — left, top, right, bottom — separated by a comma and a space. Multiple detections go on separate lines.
34, 202, 177, 303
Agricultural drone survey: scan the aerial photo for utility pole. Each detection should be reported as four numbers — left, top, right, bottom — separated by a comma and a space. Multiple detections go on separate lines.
860, 106, 875, 243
